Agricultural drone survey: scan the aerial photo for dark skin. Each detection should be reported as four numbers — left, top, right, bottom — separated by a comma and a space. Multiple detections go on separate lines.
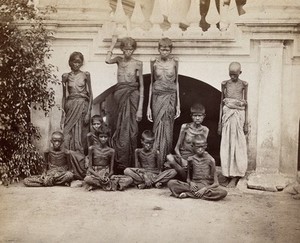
88, 133, 115, 179
186, 140, 219, 198
218, 62, 248, 188
60, 55, 93, 129
218, 62, 248, 135
147, 45, 180, 122
87, 119, 102, 147
134, 138, 161, 187
105, 36, 144, 122
43, 134, 71, 175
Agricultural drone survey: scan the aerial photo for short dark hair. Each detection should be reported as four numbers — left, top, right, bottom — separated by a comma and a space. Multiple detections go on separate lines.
91, 115, 103, 123
51, 131, 64, 140
98, 124, 111, 137
192, 134, 207, 146
120, 37, 137, 50
141, 130, 155, 141
158, 38, 173, 50
190, 103, 205, 114
68, 51, 84, 67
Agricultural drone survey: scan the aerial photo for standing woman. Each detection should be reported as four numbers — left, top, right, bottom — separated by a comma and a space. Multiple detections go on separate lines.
147, 38, 181, 167
105, 36, 144, 172
61, 52, 93, 155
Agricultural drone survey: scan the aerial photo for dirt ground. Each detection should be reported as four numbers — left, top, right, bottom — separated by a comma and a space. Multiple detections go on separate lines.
0, 182, 299, 243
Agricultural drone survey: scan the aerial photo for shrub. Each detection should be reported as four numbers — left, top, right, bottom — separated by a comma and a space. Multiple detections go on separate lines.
0, 0, 59, 184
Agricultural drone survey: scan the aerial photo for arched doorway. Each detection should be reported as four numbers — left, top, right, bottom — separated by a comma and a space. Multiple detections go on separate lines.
93, 74, 221, 166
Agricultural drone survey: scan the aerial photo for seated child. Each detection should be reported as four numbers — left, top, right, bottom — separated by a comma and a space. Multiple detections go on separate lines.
84, 125, 133, 191
24, 131, 74, 187
87, 115, 103, 147
124, 130, 177, 189
168, 135, 227, 200
165, 103, 209, 181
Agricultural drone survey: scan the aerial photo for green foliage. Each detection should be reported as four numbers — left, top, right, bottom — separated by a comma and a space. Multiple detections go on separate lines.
0, 0, 59, 184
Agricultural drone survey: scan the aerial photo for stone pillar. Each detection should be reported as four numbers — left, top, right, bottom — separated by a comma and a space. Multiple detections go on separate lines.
256, 40, 283, 174
247, 40, 294, 191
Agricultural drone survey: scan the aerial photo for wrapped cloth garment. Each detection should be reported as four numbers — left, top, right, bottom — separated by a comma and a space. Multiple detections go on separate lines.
220, 98, 248, 177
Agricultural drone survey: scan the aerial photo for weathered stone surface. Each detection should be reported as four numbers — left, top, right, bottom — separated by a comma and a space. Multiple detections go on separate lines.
247, 173, 293, 192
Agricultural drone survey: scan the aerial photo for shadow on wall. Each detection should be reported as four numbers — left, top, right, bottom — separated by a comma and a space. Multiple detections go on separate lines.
93, 74, 222, 166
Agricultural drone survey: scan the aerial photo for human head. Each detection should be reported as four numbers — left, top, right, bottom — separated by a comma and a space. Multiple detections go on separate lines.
229, 62, 242, 81
141, 130, 155, 151
120, 37, 136, 59
158, 38, 172, 60
91, 115, 103, 132
98, 124, 111, 145
190, 103, 206, 125
68, 51, 84, 71
192, 134, 207, 156
51, 131, 64, 151
158, 38, 173, 50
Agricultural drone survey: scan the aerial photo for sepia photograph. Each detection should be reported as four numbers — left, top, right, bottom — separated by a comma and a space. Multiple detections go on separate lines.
0, 0, 300, 242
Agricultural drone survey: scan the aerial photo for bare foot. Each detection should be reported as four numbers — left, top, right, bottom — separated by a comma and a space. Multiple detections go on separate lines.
138, 184, 146, 190
227, 177, 239, 188
87, 186, 95, 191
155, 182, 163, 189
179, 193, 187, 199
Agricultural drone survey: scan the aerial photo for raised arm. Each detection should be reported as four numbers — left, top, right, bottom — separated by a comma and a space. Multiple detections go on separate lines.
84, 71, 93, 125
218, 81, 226, 135
60, 73, 68, 130
136, 61, 144, 122
174, 58, 180, 119
105, 36, 119, 64
147, 59, 155, 122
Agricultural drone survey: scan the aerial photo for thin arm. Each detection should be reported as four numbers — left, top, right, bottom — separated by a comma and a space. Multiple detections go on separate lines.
134, 149, 141, 168
174, 124, 186, 157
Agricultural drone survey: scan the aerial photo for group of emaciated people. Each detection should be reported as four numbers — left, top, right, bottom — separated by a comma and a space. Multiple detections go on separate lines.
24, 37, 249, 201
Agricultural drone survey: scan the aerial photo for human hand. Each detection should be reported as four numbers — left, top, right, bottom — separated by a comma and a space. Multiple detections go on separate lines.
217, 123, 222, 135
111, 35, 118, 47
194, 187, 207, 198
136, 110, 142, 122
181, 158, 188, 168
108, 172, 114, 178
175, 107, 181, 119
147, 108, 153, 122
189, 181, 199, 192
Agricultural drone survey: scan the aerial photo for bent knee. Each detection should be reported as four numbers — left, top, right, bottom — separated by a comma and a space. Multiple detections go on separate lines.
65, 171, 74, 178
166, 154, 175, 162
167, 179, 177, 188
123, 168, 132, 176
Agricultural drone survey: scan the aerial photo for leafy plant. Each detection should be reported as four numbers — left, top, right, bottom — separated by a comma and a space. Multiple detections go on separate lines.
0, 0, 59, 185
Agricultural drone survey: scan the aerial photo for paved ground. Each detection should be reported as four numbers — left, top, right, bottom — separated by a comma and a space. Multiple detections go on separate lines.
0, 182, 299, 243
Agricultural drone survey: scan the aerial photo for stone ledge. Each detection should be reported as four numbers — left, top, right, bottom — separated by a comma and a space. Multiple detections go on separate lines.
247, 172, 295, 192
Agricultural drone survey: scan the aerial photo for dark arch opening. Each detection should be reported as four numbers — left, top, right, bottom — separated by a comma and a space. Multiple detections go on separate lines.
94, 74, 221, 166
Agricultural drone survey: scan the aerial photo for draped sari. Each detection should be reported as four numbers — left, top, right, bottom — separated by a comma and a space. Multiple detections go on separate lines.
152, 58, 177, 164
